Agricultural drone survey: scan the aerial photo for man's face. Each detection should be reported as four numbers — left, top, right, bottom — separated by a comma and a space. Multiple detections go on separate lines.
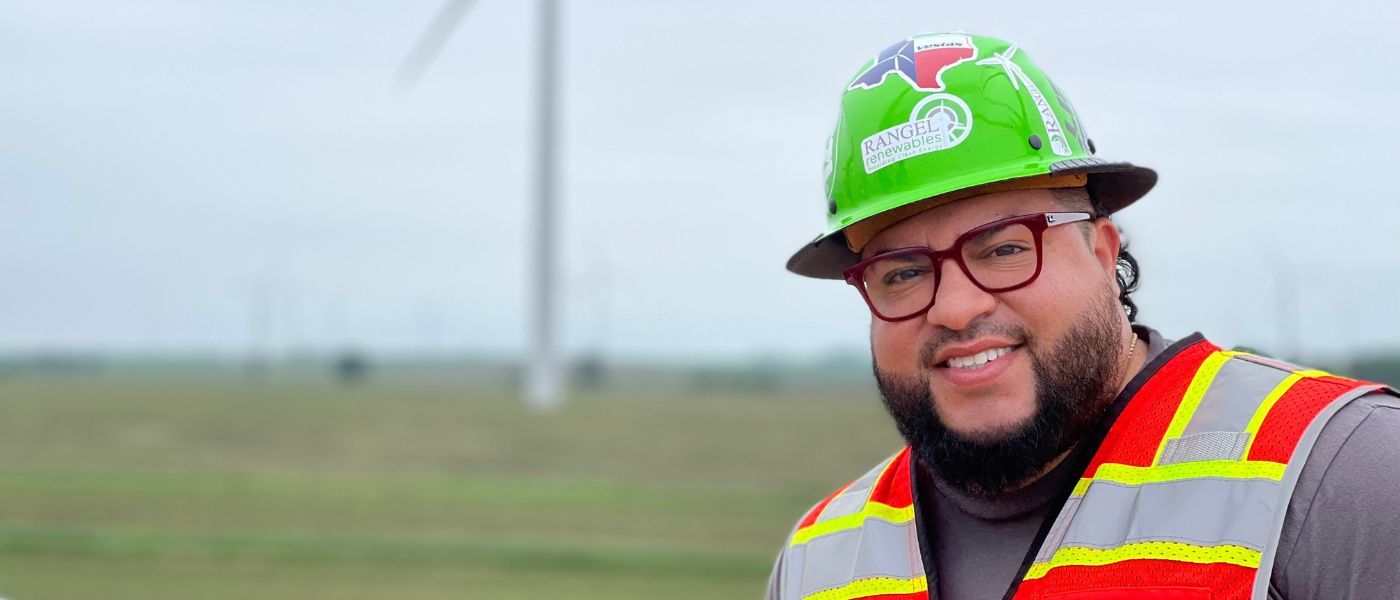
862, 188, 1127, 493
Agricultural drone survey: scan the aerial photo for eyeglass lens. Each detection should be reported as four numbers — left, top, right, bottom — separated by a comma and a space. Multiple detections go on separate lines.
858, 222, 1039, 319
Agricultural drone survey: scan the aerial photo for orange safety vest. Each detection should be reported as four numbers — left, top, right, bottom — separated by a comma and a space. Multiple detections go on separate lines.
771, 335, 1393, 600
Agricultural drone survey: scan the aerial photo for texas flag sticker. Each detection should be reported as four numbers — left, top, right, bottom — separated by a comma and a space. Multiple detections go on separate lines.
849, 34, 978, 92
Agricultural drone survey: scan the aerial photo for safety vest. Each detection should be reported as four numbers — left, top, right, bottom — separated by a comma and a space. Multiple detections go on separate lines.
771, 335, 1391, 600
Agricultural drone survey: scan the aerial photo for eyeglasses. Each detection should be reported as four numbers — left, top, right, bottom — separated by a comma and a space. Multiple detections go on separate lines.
842, 212, 1092, 322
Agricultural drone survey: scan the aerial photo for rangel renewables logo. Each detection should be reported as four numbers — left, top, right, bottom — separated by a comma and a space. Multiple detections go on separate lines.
849, 34, 978, 174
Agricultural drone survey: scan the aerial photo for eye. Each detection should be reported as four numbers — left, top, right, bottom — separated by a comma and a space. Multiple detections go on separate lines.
991, 244, 1025, 257
883, 267, 929, 285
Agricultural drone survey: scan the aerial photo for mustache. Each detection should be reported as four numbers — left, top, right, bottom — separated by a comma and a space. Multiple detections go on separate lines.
917, 320, 1030, 368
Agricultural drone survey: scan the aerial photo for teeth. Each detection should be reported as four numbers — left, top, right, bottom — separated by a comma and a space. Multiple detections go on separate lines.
945, 346, 1014, 370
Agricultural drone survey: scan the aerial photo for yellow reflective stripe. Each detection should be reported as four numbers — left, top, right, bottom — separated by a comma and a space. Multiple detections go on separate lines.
789, 501, 913, 546
1239, 369, 1329, 457
790, 453, 908, 547
1071, 460, 1286, 496
803, 575, 928, 600
1024, 541, 1262, 580
1151, 351, 1239, 466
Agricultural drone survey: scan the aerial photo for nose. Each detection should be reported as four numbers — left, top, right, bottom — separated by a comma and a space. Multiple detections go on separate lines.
924, 258, 997, 331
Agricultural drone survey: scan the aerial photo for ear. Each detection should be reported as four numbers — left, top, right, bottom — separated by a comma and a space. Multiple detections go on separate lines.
1089, 218, 1121, 283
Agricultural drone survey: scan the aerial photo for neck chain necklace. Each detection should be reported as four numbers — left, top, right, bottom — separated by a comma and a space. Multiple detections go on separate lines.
1114, 333, 1139, 394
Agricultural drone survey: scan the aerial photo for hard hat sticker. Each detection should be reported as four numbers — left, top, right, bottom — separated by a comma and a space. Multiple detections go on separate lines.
860, 93, 973, 174
1050, 79, 1087, 153
977, 45, 1073, 157
823, 116, 841, 202
848, 34, 979, 93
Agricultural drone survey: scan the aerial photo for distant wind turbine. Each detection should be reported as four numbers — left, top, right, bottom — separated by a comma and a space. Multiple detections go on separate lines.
398, 0, 565, 411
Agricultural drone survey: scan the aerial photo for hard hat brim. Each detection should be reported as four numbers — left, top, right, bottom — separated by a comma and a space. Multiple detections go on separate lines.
785, 158, 1157, 280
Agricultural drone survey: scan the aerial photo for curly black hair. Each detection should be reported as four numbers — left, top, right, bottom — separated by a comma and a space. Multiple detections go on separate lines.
1050, 187, 1141, 322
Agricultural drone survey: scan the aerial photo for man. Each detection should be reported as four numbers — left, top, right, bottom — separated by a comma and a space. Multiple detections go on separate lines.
767, 33, 1400, 600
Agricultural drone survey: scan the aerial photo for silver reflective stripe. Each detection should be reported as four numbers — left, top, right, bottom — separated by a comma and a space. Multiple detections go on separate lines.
818, 457, 889, 522
787, 450, 922, 599
1035, 495, 1082, 564
1182, 357, 1292, 437
1159, 431, 1251, 464
797, 517, 923, 597
1058, 477, 1281, 552
780, 542, 807, 600
1250, 384, 1382, 599
1235, 352, 1307, 373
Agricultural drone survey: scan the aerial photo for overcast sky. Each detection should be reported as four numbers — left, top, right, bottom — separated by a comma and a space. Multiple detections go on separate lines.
4, 0, 1398, 362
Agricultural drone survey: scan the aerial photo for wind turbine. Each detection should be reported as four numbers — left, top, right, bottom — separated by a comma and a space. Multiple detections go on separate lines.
398, 0, 565, 411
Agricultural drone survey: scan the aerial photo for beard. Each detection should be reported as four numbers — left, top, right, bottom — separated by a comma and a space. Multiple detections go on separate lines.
873, 290, 1125, 498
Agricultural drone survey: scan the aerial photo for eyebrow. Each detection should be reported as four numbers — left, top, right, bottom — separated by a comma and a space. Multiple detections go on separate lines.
865, 247, 898, 258
967, 222, 1012, 246
863, 222, 1013, 259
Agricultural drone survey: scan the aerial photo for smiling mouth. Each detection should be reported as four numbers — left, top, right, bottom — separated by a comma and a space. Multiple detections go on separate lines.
938, 345, 1022, 370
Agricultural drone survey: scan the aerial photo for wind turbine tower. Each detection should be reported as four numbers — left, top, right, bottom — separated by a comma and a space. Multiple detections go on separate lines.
398, 0, 565, 410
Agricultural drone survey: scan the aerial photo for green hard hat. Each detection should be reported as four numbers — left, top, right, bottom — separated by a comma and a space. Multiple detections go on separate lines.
787, 33, 1156, 279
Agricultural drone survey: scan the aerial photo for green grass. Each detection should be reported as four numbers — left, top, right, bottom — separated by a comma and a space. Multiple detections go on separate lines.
0, 372, 900, 598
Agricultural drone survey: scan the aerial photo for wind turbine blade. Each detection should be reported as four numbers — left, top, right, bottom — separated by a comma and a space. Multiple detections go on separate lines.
395, 0, 479, 89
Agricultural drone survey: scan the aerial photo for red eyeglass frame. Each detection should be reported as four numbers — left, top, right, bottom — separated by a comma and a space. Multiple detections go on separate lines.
841, 211, 1093, 322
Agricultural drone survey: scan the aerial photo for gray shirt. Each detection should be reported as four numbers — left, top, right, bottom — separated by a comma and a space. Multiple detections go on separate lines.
770, 327, 1400, 599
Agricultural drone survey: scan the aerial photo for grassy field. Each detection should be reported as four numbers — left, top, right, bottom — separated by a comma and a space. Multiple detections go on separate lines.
0, 370, 900, 599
